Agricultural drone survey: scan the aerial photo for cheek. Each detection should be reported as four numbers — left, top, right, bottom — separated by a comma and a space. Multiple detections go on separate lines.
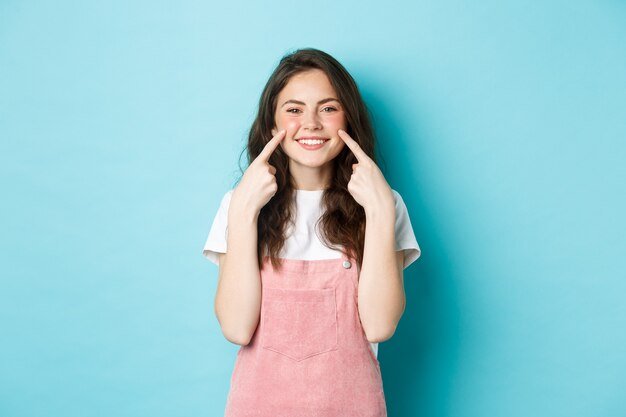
276, 115, 299, 129
285, 120, 300, 129
275, 116, 301, 141
282, 120, 300, 140
333, 141, 346, 155
326, 113, 347, 128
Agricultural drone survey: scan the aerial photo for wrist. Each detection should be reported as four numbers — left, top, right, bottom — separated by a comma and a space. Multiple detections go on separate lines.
364, 200, 395, 222
228, 202, 259, 225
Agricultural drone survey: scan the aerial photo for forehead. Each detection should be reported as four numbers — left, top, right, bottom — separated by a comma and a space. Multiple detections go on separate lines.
278, 69, 337, 98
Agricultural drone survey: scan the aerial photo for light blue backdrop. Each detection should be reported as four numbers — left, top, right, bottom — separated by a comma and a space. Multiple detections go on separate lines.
1, 1, 624, 416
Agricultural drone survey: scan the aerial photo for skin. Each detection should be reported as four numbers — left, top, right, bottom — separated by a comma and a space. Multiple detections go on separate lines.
215, 69, 406, 345
337, 129, 406, 342
270, 68, 347, 191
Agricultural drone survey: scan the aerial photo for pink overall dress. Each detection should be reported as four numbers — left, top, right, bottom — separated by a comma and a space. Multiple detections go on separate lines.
224, 255, 387, 417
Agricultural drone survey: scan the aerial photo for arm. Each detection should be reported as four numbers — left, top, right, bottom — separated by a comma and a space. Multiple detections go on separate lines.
213, 129, 286, 346
357, 201, 406, 343
213, 204, 262, 346
334, 128, 407, 343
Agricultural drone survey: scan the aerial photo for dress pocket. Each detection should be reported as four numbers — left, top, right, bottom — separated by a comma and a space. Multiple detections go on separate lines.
261, 287, 338, 361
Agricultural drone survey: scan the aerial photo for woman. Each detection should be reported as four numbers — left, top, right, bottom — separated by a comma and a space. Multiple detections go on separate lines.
202, 47, 421, 416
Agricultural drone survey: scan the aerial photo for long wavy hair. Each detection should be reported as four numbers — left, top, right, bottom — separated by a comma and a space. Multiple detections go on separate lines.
234, 48, 379, 271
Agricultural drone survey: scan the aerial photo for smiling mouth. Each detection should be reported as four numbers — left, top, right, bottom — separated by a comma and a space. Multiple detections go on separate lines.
295, 138, 330, 150
296, 138, 330, 145
295, 135, 331, 142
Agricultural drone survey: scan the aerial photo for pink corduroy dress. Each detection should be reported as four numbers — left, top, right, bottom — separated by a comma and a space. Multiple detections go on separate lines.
224, 255, 387, 417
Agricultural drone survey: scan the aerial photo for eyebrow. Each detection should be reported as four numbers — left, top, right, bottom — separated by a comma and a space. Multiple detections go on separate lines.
280, 97, 340, 108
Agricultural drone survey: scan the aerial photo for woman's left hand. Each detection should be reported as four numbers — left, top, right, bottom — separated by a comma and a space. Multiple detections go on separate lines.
337, 129, 395, 213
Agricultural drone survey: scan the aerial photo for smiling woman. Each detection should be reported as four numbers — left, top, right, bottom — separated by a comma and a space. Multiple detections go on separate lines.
202, 47, 421, 417
271, 68, 347, 177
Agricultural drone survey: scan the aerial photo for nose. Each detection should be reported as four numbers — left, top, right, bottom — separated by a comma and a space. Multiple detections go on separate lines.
302, 110, 323, 130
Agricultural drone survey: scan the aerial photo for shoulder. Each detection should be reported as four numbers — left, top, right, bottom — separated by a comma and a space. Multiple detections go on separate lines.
209, 189, 236, 222
389, 188, 414, 233
390, 188, 407, 211
218, 188, 235, 208
389, 188, 413, 225
389, 188, 421, 267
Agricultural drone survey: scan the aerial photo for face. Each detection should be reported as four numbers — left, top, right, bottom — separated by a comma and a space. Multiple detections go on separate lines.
271, 69, 348, 170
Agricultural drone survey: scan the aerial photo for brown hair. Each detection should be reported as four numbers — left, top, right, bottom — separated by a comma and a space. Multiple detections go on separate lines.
234, 47, 379, 271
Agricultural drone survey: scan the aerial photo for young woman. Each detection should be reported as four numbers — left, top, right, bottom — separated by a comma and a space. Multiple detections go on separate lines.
202, 48, 421, 417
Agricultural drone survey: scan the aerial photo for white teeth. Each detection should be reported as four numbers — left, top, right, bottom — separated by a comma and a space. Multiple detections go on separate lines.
298, 139, 327, 145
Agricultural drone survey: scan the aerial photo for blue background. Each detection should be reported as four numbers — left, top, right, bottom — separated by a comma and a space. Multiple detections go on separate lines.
1, 1, 625, 416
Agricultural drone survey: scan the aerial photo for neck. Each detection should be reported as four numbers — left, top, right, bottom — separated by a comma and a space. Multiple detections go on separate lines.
289, 160, 333, 191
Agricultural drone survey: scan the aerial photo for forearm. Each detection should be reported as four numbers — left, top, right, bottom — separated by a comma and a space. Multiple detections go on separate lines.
357, 202, 405, 343
214, 205, 262, 346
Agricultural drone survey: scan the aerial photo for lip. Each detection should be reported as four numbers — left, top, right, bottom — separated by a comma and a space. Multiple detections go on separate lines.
295, 136, 330, 151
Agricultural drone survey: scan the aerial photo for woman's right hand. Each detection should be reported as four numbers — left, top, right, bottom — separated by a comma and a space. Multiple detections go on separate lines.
230, 129, 286, 219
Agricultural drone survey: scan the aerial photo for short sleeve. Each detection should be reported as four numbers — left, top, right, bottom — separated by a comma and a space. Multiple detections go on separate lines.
392, 189, 421, 270
201, 189, 234, 265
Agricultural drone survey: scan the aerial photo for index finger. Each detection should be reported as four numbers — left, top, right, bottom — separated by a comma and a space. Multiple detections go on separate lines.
257, 129, 286, 162
337, 129, 369, 163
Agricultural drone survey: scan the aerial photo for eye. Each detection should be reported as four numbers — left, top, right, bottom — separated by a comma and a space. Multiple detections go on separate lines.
286, 108, 301, 113
322, 106, 337, 112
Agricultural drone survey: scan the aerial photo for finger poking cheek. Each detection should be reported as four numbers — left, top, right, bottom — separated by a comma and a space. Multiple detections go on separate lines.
285, 121, 299, 139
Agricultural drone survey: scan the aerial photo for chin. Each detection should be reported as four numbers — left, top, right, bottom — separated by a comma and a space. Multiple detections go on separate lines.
291, 158, 334, 168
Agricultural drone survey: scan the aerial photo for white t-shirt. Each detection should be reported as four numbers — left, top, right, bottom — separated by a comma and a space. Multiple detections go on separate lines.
202, 188, 422, 358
